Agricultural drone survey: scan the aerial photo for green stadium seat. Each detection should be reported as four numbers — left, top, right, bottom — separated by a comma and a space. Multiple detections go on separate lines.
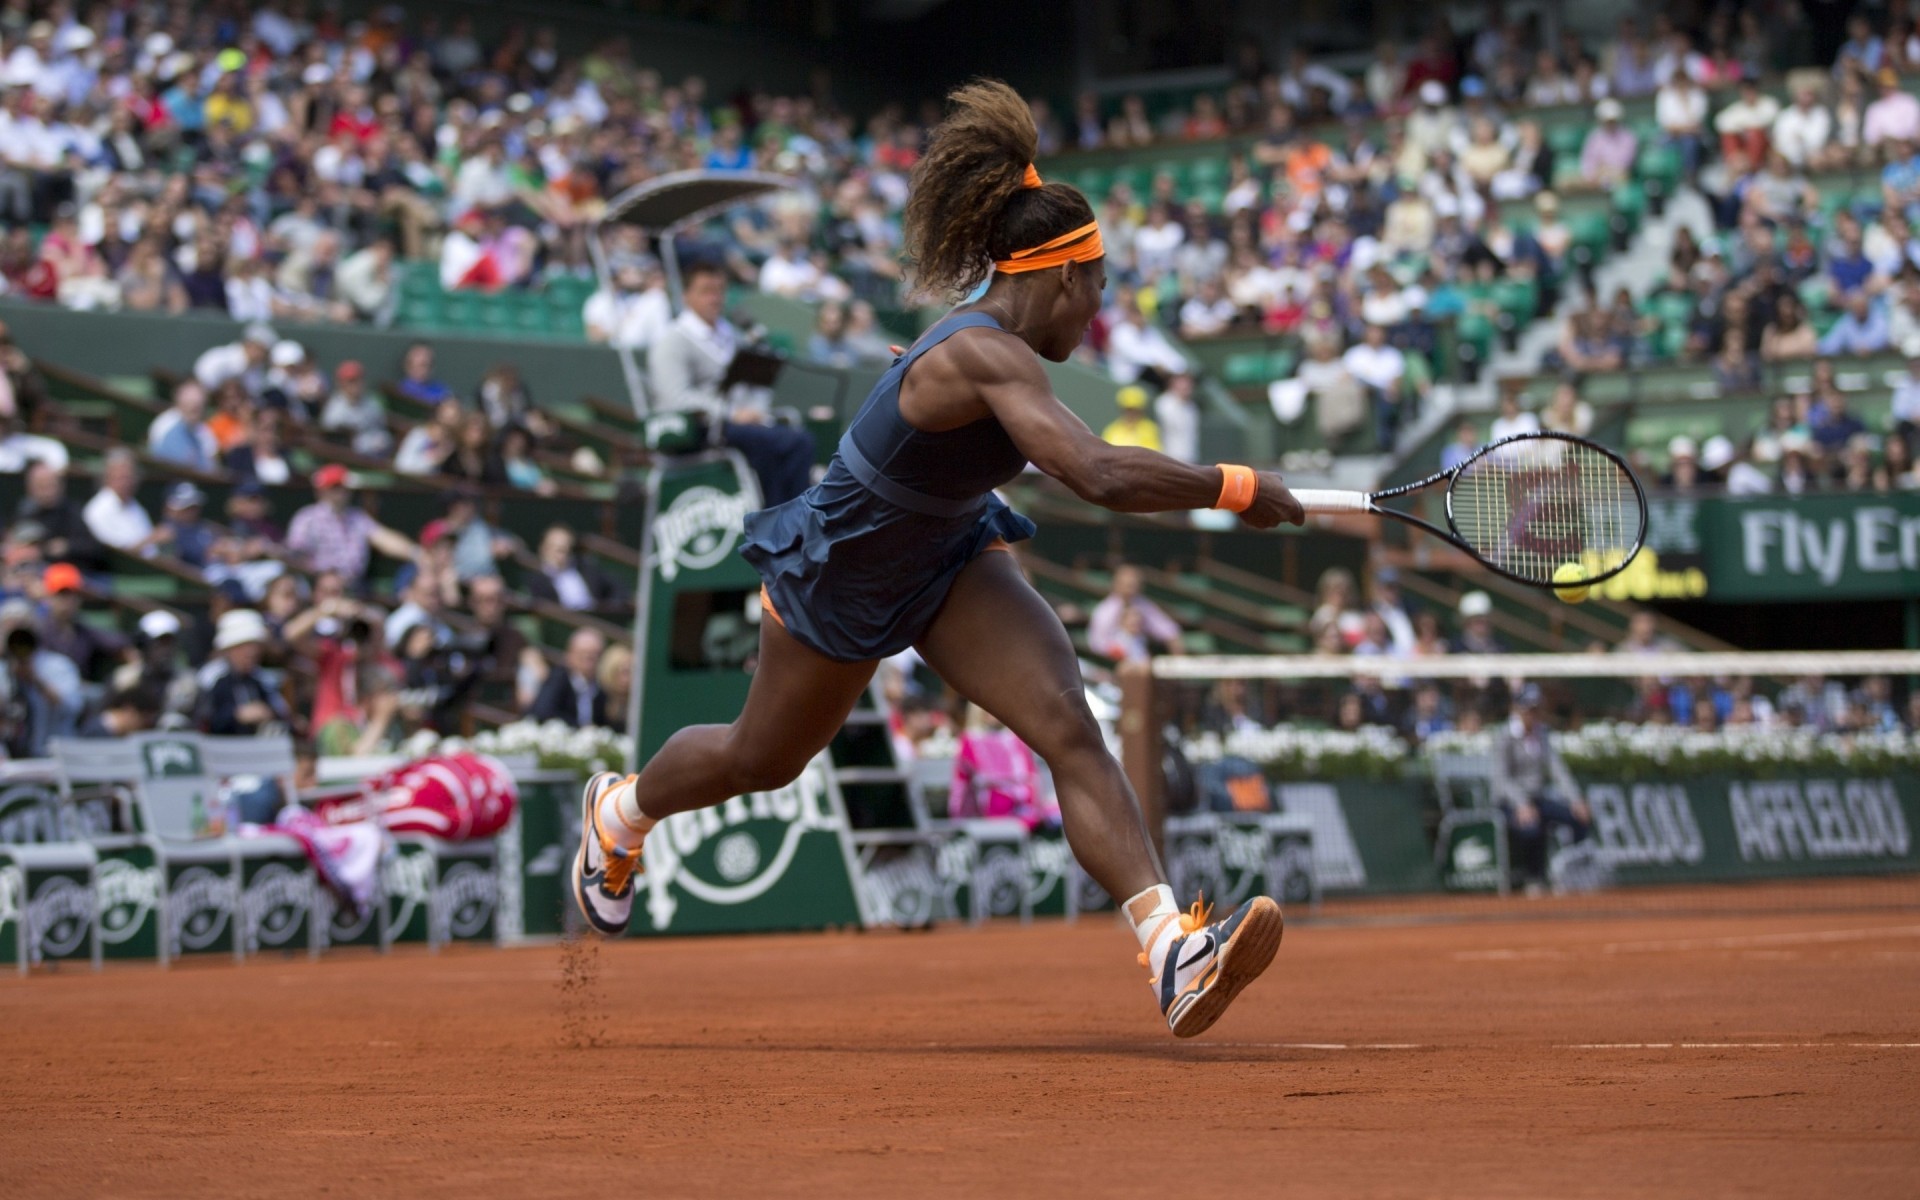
397, 292, 443, 330
546, 293, 587, 338
1547, 124, 1587, 159
472, 293, 513, 333
440, 291, 478, 328
1636, 144, 1683, 196
511, 295, 552, 338
1222, 351, 1274, 385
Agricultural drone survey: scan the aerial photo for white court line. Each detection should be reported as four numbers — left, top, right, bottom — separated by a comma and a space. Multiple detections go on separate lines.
1455, 924, 1920, 962
1561, 1042, 1920, 1050
1598, 924, 1920, 954
1209, 1043, 1428, 1050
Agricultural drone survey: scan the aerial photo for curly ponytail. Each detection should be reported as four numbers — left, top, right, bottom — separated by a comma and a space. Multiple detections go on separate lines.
902, 79, 1096, 302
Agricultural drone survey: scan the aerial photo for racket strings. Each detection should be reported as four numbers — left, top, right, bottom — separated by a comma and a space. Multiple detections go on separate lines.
1449, 439, 1639, 586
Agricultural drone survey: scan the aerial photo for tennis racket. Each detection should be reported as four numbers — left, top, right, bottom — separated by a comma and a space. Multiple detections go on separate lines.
1288, 431, 1648, 589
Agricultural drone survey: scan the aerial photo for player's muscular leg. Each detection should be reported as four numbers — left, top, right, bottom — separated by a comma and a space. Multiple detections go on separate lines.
629, 617, 877, 821
916, 551, 1166, 902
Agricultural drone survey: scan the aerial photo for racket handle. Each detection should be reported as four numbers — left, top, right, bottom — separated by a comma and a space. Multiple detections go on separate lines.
1290, 488, 1372, 514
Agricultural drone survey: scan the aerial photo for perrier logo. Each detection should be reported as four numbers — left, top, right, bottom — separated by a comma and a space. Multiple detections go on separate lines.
641, 756, 844, 930
653, 485, 754, 582
141, 738, 203, 780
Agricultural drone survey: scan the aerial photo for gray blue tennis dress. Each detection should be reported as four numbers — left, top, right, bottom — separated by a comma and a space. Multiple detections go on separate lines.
741, 310, 1036, 662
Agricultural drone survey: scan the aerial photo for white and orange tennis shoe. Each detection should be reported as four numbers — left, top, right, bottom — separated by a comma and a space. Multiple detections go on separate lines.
571, 771, 641, 936
1141, 895, 1285, 1038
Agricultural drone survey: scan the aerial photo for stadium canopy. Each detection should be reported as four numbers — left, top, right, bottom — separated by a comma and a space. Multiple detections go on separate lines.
590, 169, 805, 416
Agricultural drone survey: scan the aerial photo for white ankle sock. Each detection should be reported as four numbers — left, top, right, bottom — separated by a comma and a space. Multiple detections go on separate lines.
1124, 884, 1183, 973
598, 777, 655, 852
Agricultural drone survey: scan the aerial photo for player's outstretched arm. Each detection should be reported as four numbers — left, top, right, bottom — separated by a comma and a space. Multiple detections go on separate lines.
965, 335, 1304, 529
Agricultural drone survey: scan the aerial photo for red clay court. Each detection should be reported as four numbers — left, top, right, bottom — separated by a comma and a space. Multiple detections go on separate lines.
4, 884, 1918, 1199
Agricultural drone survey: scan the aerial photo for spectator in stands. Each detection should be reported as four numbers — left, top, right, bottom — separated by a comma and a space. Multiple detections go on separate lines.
193, 323, 275, 395
12, 462, 103, 575
1716, 77, 1780, 164
597, 644, 634, 734
0, 598, 83, 757
1615, 610, 1680, 657
530, 627, 611, 729
420, 495, 513, 584
1088, 564, 1184, 660
1713, 334, 1764, 393
1813, 391, 1869, 452
224, 482, 284, 555
38, 563, 123, 683
442, 412, 507, 487
1454, 590, 1505, 654
1156, 374, 1200, 464
1761, 293, 1820, 361
647, 260, 814, 506
394, 398, 464, 477
1865, 67, 1920, 153
1309, 567, 1366, 649
160, 484, 217, 569
1651, 69, 1712, 182
1579, 98, 1638, 189
319, 361, 392, 458
807, 301, 860, 369
146, 380, 218, 471
1489, 391, 1540, 443
286, 464, 419, 591
1342, 322, 1409, 449
1541, 381, 1594, 437
384, 572, 454, 653
336, 238, 396, 324
1100, 386, 1163, 451
0, 420, 62, 478
1369, 568, 1417, 656
1106, 300, 1188, 387
1662, 438, 1704, 492
109, 610, 195, 730
1774, 83, 1838, 170
583, 263, 671, 350
83, 449, 166, 558
1178, 278, 1237, 339
197, 609, 290, 737
394, 343, 454, 407
843, 301, 895, 363
1441, 419, 1480, 471
1492, 684, 1593, 894
1818, 291, 1890, 356
459, 571, 536, 710
525, 525, 622, 613
224, 408, 293, 488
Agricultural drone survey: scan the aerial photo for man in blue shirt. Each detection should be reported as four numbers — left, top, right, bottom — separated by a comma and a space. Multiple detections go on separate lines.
1812, 391, 1868, 451
146, 380, 218, 470
1828, 215, 1876, 294
1817, 292, 1890, 356
394, 341, 454, 406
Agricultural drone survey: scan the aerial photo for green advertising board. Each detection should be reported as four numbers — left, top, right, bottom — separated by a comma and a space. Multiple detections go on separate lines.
1272, 781, 1440, 894
95, 840, 163, 961
1581, 774, 1918, 883
0, 849, 97, 971
633, 754, 870, 934
627, 453, 870, 936
1638, 494, 1920, 603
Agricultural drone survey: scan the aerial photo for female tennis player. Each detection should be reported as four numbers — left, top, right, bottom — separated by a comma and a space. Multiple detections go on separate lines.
574, 79, 1304, 1038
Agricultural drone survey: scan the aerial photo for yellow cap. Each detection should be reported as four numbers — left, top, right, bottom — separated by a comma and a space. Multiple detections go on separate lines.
1117, 386, 1150, 410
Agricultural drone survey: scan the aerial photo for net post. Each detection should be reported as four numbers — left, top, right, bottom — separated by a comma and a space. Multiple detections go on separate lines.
1118, 659, 1165, 859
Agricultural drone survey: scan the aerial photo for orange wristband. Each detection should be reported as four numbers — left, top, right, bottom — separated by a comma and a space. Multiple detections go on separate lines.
1214, 464, 1258, 513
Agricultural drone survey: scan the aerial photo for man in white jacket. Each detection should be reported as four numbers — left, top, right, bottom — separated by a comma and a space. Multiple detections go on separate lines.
646, 260, 813, 504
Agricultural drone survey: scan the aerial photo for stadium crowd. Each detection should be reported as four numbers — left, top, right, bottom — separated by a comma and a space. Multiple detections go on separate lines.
0, 318, 641, 760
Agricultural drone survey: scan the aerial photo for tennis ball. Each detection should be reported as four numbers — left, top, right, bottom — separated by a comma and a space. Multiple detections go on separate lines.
1552, 562, 1590, 604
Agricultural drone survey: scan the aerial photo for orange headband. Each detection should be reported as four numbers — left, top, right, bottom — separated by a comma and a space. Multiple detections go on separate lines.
1021, 163, 1043, 189
993, 220, 1105, 274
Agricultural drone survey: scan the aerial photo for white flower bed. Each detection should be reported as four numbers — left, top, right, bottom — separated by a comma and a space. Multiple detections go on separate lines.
399, 720, 632, 777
